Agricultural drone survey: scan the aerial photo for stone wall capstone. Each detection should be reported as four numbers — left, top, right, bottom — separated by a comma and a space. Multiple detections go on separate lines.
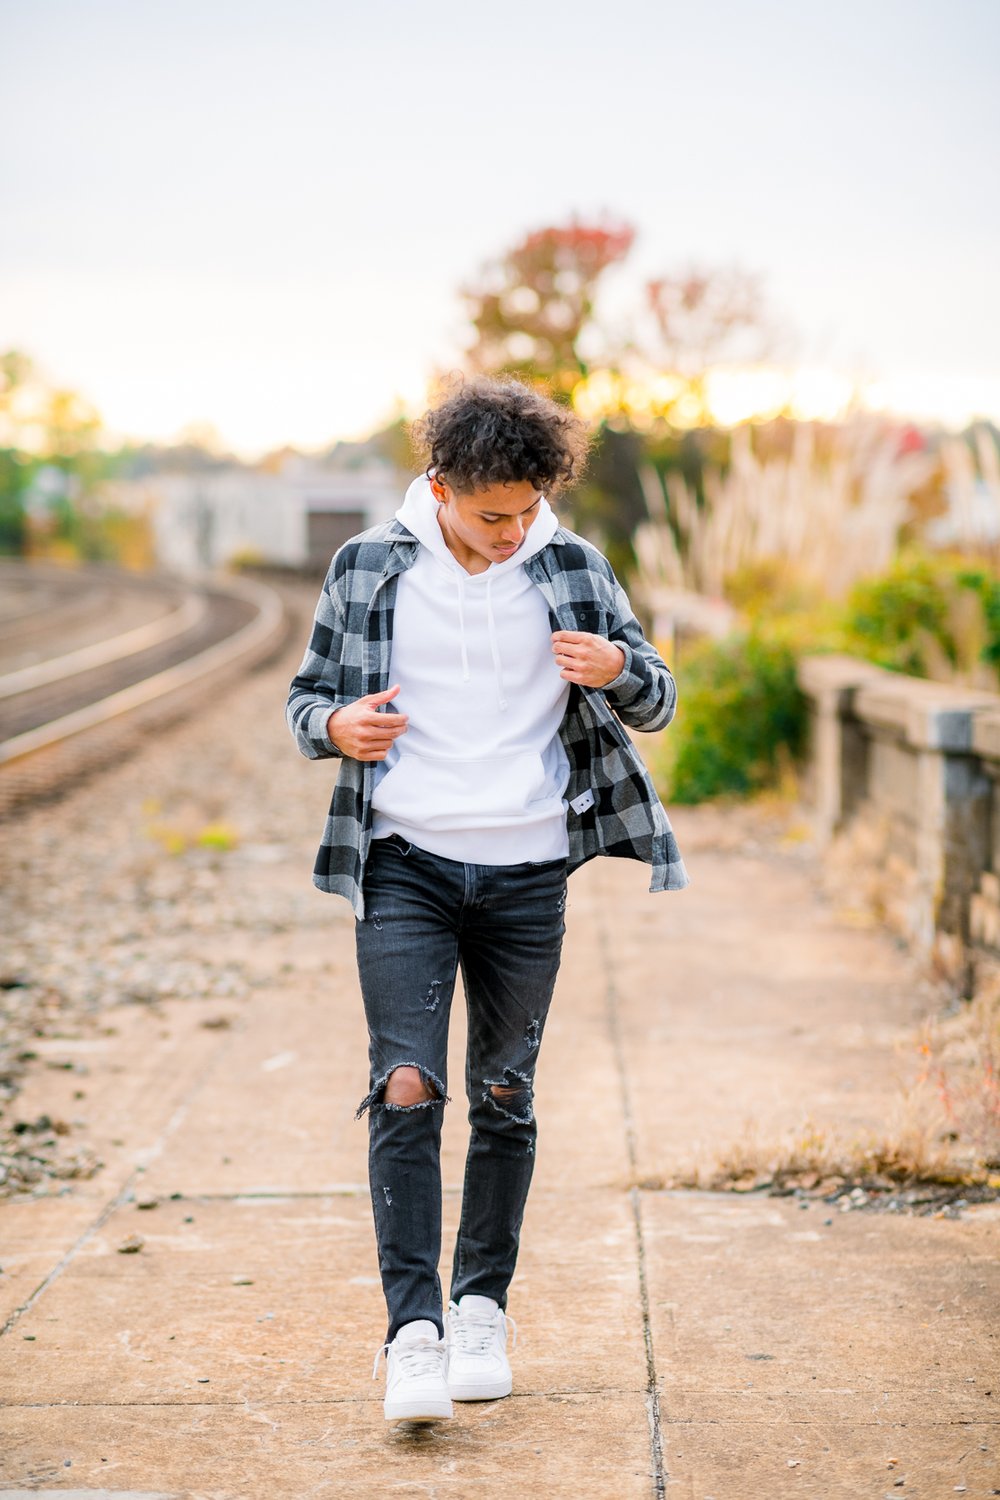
797, 653, 997, 981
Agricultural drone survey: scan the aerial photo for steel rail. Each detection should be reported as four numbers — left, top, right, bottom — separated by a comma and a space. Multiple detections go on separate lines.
0, 573, 284, 767
0, 593, 208, 699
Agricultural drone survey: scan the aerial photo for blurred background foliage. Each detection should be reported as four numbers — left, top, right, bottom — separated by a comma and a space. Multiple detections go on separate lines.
3, 213, 999, 808
647, 546, 1000, 808
0, 350, 156, 566
654, 630, 809, 805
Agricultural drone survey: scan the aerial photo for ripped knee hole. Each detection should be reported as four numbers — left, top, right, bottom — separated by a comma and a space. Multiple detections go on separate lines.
490, 1083, 526, 1099
384, 1065, 440, 1107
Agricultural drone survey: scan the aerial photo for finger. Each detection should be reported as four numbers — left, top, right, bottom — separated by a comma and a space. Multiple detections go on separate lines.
371, 727, 404, 744
362, 708, 408, 727
364, 684, 402, 706
551, 630, 590, 644
360, 731, 404, 749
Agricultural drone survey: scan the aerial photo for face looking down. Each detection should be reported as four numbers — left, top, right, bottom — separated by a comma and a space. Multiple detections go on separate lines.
429, 474, 544, 573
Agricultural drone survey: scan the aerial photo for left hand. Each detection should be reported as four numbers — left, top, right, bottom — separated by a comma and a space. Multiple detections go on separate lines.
551, 630, 626, 688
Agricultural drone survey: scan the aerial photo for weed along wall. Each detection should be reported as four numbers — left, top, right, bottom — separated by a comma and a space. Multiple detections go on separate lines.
796, 652, 1000, 984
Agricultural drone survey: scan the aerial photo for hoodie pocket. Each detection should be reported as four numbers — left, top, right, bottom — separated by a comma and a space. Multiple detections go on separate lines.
371, 749, 559, 829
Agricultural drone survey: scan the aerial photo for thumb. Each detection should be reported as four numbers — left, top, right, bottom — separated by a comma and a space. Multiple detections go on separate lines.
365, 683, 401, 706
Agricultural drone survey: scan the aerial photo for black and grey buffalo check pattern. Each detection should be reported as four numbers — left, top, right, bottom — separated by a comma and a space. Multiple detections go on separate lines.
286, 517, 691, 918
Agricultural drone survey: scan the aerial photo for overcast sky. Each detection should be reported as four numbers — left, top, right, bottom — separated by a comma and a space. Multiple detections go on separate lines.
2, 0, 998, 456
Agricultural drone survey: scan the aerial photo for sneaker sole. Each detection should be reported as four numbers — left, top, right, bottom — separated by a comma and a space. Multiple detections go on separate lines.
447, 1378, 512, 1401
384, 1399, 454, 1422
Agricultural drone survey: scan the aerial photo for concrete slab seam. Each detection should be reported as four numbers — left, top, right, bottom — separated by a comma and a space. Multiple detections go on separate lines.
596, 881, 667, 1500
0, 1389, 648, 1411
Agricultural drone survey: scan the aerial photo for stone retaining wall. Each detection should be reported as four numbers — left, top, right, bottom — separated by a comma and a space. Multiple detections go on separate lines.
797, 653, 999, 982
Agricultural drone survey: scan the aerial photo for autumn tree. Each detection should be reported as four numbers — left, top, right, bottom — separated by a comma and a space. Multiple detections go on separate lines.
459, 217, 635, 403
636, 264, 783, 423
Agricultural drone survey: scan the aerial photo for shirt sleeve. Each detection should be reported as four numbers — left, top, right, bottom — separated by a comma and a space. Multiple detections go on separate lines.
601, 574, 678, 731
284, 565, 348, 760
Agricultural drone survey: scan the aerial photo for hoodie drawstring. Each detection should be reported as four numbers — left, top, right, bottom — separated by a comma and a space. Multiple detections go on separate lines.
453, 570, 507, 710
455, 573, 471, 682
485, 573, 508, 711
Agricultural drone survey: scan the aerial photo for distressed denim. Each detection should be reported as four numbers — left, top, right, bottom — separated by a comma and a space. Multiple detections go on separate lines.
354, 833, 568, 1342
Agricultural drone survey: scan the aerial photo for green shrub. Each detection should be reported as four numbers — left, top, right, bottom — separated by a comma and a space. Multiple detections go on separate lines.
0, 450, 28, 554
647, 547, 999, 808
840, 549, 1000, 685
954, 566, 1000, 674
841, 551, 959, 676
656, 631, 809, 804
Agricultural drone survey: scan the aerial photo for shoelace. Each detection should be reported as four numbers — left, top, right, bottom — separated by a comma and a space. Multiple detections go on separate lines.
449, 1308, 518, 1356
372, 1334, 447, 1381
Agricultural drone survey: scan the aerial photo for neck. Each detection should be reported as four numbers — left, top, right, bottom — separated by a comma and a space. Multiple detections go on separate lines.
435, 505, 492, 575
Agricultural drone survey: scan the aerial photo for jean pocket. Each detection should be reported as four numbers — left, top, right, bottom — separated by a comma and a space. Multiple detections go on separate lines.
370, 833, 414, 858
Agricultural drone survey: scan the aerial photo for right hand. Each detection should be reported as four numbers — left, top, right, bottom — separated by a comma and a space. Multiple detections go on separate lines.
326, 685, 409, 761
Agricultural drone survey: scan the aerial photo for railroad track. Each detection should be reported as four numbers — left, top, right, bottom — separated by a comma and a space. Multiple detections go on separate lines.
0, 561, 288, 817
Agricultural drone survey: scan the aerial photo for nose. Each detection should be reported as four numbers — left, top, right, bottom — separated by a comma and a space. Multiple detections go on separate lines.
501, 521, 524, 546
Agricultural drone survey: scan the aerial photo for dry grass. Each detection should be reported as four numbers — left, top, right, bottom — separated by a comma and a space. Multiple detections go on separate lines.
701, 1095, 984, 1193
912, 974, 1000, 1171
633, 417, 1000, 612
634, 414, 938, 603
634, 1108, 997, 1202
936, 424, 1000, 562
632, 981, 1000, 1202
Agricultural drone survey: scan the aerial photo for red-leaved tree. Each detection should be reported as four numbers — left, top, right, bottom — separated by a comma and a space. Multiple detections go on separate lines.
459, 217, 636, 402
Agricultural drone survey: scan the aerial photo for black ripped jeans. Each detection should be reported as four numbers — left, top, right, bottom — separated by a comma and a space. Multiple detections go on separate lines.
354, 833, 568, 1343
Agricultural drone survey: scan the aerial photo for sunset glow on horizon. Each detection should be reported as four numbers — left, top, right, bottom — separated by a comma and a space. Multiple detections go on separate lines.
3, 1, 997, 462
5, 358, 998, 465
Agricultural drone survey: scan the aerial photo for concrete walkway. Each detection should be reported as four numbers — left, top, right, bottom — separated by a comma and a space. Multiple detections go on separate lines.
1, 612, 998, 1498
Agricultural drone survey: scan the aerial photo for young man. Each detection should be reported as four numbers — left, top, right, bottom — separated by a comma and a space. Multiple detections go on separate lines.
285, 374, 689, 1424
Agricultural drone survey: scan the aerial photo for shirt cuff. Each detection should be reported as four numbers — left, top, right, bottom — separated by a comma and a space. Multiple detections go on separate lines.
308, 701, 343, 756
601, 641, 646, 701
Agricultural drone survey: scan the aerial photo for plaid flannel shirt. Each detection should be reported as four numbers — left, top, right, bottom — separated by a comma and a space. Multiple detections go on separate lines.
285, 517, 691, 917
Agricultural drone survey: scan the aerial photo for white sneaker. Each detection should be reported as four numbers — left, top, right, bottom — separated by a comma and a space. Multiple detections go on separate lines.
372, 1319, 453, 1423
445, 1294, 517, 1401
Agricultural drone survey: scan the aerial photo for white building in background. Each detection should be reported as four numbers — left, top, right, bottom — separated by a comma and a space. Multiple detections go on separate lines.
138, 454, 405, 574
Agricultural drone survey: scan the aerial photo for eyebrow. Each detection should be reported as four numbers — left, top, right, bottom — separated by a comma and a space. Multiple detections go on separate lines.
478, 497, 544, 517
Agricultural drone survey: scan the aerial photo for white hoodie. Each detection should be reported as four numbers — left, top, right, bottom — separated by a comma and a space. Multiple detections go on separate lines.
370, 472, 571, 863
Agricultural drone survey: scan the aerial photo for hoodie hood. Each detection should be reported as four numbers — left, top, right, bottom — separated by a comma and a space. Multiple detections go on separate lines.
393, 472, 559, 711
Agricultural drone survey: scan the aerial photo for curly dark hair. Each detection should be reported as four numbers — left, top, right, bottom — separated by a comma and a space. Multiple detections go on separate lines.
408, 372, 591, 496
